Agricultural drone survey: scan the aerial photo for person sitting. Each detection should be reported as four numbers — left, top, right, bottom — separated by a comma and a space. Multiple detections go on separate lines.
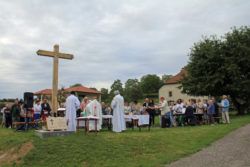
175, 99, 184, 126
105, 104, 111, 115
184, 100, 197, 126
124, 102, 131, 115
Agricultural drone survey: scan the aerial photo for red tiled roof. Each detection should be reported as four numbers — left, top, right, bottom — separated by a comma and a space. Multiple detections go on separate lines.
165, 69, 188, 84
64, 86, 102, 94
34, 89, 52, 95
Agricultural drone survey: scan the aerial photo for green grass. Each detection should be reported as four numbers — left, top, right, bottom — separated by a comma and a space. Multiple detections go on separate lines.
1, 114, 250, 167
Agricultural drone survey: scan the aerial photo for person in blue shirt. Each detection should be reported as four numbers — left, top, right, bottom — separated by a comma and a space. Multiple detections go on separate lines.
221, 95, 230, 124
208, 100, 215, 125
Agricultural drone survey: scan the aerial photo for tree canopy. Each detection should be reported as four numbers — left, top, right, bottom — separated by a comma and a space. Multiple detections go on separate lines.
110, 79, 124, 95
181, 26, 250, 114
140, 74, 162, 94
124, 79, 143, 102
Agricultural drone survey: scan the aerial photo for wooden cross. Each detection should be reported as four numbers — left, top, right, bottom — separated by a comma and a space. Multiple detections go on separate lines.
37, 45, 74, 116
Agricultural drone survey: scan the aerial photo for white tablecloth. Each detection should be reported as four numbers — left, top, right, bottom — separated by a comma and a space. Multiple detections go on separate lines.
124, 115, 149, 126
77, 116, 99, 127
102, 115, 113, 119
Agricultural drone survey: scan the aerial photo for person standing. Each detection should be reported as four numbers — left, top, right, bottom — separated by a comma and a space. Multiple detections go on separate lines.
1, 104, 6, 127
148, 99, 156, 127
221, 95, 230, 124
208, 100, 215, 125
159, 97, 172, 128
143, 98, 150, 115
101, 102, 107, 115
80, 97, 89, 116
34, 100, 42, 129
86, 97, 102, 131
203, 99, 209, 125
111, 90, 126, 132
4, 104, 11, 128
212, 97, 220, 124
41, 99, 51, 121
11, 100, 21, 128
65, 91, 80, 131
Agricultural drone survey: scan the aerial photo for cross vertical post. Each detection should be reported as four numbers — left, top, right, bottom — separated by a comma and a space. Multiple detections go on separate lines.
52, 45, 59, 116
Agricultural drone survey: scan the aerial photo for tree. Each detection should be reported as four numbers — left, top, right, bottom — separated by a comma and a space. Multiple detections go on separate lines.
161, 74, 173, 83
110, 79, 124, 95
140, 74, 162, 94
70, 83, 82, 88
89, 87, 97, 91
181, 26, 250, 114
124, 79, 143, 102
100, 88, 110, 103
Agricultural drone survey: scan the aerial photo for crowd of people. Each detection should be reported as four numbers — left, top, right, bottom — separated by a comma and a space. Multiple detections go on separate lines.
0, 91, 230, 132
117, 95, 230, 128
1, 99, 51, 131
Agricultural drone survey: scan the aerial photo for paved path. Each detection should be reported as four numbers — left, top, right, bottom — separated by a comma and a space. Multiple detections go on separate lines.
165, 124, 250, 167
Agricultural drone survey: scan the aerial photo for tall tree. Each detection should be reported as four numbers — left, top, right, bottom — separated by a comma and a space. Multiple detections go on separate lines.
124, 79, 143, 102
181, 26, 250, 114
110, 79, 124, 95
161, 74, 173, 83
100, 88, 110, 103
70, 83, 82, 88
140, 74, 162, 94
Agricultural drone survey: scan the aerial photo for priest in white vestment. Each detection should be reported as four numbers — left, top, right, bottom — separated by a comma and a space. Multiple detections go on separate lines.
111, 90, 126, 132
85, 97, 102, 131
65, 91, 80, 131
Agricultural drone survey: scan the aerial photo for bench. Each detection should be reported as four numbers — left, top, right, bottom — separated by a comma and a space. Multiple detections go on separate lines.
12, 121, 45, 129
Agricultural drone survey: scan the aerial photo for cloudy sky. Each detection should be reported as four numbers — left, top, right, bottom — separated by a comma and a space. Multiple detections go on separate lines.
0, 0, 249, 99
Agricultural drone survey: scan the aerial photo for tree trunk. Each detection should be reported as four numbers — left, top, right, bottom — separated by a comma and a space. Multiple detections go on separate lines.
230, 95, 245, 115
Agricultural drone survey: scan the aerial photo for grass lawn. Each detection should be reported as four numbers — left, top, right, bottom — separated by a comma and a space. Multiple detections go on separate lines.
0, 114, 250, 167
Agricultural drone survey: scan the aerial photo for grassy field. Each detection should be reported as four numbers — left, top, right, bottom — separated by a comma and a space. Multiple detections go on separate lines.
0, 114, 250, 167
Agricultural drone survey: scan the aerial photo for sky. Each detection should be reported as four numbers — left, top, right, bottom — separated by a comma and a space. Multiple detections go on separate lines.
0, 0, 249, 99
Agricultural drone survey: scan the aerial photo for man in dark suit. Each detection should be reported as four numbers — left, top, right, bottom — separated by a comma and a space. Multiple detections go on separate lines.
41, 99, 51, 121
184, 100, 197, 126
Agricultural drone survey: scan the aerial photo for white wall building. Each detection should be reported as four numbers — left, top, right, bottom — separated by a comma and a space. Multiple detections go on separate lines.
159, 69, 208, 103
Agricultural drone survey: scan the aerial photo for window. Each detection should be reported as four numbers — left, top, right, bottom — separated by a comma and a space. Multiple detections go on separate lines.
169, 91, 172, 97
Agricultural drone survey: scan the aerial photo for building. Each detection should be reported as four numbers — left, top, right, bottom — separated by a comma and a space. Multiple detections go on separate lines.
34, 85, 102, 105
159, 69, 208, 103
64, 86, 102, 101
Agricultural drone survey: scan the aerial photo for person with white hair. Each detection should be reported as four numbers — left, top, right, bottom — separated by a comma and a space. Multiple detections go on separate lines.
111, 90, 126, 132
221, 95, 230, 124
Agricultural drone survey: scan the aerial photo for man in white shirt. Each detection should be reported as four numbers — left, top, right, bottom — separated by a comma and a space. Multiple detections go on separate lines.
159, 97, 174, 127
34, 100, 42, 129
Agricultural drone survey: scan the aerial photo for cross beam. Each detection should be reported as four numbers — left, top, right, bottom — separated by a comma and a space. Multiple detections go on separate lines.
36, 45, 74, 116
